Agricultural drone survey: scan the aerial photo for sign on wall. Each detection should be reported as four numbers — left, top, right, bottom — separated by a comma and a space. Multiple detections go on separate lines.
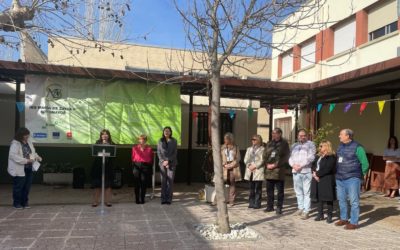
25, 75, 181, 145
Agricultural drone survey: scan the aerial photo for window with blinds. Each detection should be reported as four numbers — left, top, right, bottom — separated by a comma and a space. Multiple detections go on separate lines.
369, 21, 398, 41
334, 19, 356, 55
368, 0, 397, 34
281, 52, 293, 76
196, 112, 234, 146
300, 40, 316, 69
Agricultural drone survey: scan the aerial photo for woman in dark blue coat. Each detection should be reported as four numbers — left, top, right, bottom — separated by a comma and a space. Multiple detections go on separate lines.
311, 140, 336, 223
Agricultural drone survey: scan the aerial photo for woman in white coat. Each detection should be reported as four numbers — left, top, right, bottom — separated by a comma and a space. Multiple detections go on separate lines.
244, 135, 265, 209
8, 128, 41, 209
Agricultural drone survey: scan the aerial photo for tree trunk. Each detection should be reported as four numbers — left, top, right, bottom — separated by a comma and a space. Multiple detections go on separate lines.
210, 73, 230, 234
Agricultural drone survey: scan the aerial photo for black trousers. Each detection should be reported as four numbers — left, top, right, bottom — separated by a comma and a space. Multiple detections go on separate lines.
249, 178, 263, 208
266, 179, 284, 209
133, 162, 151, 203
317, 201, 333, 216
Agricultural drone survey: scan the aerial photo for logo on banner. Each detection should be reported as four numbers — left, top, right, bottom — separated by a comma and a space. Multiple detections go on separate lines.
33, 133, 48, 139
46, 84, 63, 100
66, 131, 72, 139
52, 132, 60, 139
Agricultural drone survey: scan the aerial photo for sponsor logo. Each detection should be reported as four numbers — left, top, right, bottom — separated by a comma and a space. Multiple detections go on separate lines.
66, 131, 72, 139
52, 132, 60, 139
46, 84, 63, 100
33, 133, 48, 139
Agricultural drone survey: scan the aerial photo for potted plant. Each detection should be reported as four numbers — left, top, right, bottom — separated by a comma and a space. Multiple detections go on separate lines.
311, 123, 338, 147
41, 162, 74, 185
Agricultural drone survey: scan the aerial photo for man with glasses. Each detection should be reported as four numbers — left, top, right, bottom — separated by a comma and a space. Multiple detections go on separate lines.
264, 128, 290, 215
289, 129, 316, 220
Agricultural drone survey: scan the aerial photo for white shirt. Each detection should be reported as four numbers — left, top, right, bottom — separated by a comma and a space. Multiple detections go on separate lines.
383, 148, 400, 163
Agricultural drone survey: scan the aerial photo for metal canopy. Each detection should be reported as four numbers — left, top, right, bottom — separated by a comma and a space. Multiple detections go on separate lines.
0, 57, 400, 107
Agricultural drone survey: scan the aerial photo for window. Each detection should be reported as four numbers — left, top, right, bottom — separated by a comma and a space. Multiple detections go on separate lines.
274, 117, 292, 143
281, 52, 293, 76
196, 112, 234, 146
368, 0, 397, 34
369, 21, 398, 41
334, 19, 356, 54
300, 40, 315, 69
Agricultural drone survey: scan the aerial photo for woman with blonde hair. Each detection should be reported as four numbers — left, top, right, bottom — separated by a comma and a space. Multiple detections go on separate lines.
311, 140, 337, 223
244, 135, 265, 209
220, 132, 241, 206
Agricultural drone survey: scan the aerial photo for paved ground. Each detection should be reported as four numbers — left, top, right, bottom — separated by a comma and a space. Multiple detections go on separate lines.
0, 182, 399, 250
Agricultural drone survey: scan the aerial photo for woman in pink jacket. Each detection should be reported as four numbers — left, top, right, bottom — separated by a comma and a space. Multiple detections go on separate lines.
132, 135, 153, 204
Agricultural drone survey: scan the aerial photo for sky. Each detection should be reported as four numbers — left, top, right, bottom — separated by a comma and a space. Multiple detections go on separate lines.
0, 0, 189, 60
126, 0, 188, 49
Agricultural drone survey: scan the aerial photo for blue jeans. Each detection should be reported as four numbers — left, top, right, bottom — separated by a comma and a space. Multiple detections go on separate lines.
12, 167, 33, 208
336, 177, 361, 225
293, 172, 312, 213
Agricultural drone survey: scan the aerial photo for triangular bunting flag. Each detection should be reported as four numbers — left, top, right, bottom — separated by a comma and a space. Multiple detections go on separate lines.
229, 109, 235, 119
344, 103, 352, 113
16, 102, 25, 112
329, 103, 336, 114
247, 106, 254, 118
284, 104, 288, 114
317, 103, 323, 113
360, 102, 367, 115
378, 101, 385, 115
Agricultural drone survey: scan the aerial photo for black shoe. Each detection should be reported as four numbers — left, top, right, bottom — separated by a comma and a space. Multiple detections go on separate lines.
314, 215, 324, 221
264, 207, 274, 212
135, 201, 141, 204
326, 215, 333, 224
161, 201, 166, 205
276, 208, 283, 215
166, 202, 171, 205
248, 204, 254, 209
253, 206, 261, 209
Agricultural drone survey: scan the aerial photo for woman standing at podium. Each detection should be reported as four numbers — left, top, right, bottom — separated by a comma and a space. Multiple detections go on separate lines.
91, 129, 114, 207
157, 127, 178, 205
132, 134, 153, 204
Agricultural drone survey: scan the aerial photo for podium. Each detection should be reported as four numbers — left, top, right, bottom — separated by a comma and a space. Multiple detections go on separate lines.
92, 144, 116, 215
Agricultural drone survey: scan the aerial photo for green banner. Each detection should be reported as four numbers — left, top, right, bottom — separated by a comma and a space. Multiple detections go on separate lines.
25, 75, 181, 145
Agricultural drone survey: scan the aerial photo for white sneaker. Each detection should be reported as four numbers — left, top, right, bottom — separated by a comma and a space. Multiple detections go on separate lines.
295, 209, 303, 216
301, 212, 310, 220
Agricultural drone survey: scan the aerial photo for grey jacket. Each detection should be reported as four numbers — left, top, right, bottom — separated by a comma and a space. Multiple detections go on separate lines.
157, 138, 178, 168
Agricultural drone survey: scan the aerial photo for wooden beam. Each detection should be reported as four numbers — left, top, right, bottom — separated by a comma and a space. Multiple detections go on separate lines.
187, 93, 193, 185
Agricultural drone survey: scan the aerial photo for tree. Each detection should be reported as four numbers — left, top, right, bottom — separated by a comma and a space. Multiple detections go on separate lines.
175, 0, 328, 233
0, 0, 132, 61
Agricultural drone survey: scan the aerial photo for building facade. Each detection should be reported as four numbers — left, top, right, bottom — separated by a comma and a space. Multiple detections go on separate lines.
271, 0, 400, 155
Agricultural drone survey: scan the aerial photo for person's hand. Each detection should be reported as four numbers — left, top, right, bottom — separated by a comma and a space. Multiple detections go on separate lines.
314, 176, 320, 182
27, 159, 34, 164
36, 156, 42, 162
162, 160, 169, 167
267, 164, 275, 170
248, 164, 256, 172
293, 164, 301, 172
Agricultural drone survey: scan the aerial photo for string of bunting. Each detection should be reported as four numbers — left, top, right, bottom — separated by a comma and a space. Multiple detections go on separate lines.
318, 98, 400, 115
280, 98, 400, 116
306, 98, 400, 115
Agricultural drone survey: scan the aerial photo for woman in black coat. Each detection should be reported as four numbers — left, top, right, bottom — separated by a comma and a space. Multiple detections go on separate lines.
311, 140, 336, 223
